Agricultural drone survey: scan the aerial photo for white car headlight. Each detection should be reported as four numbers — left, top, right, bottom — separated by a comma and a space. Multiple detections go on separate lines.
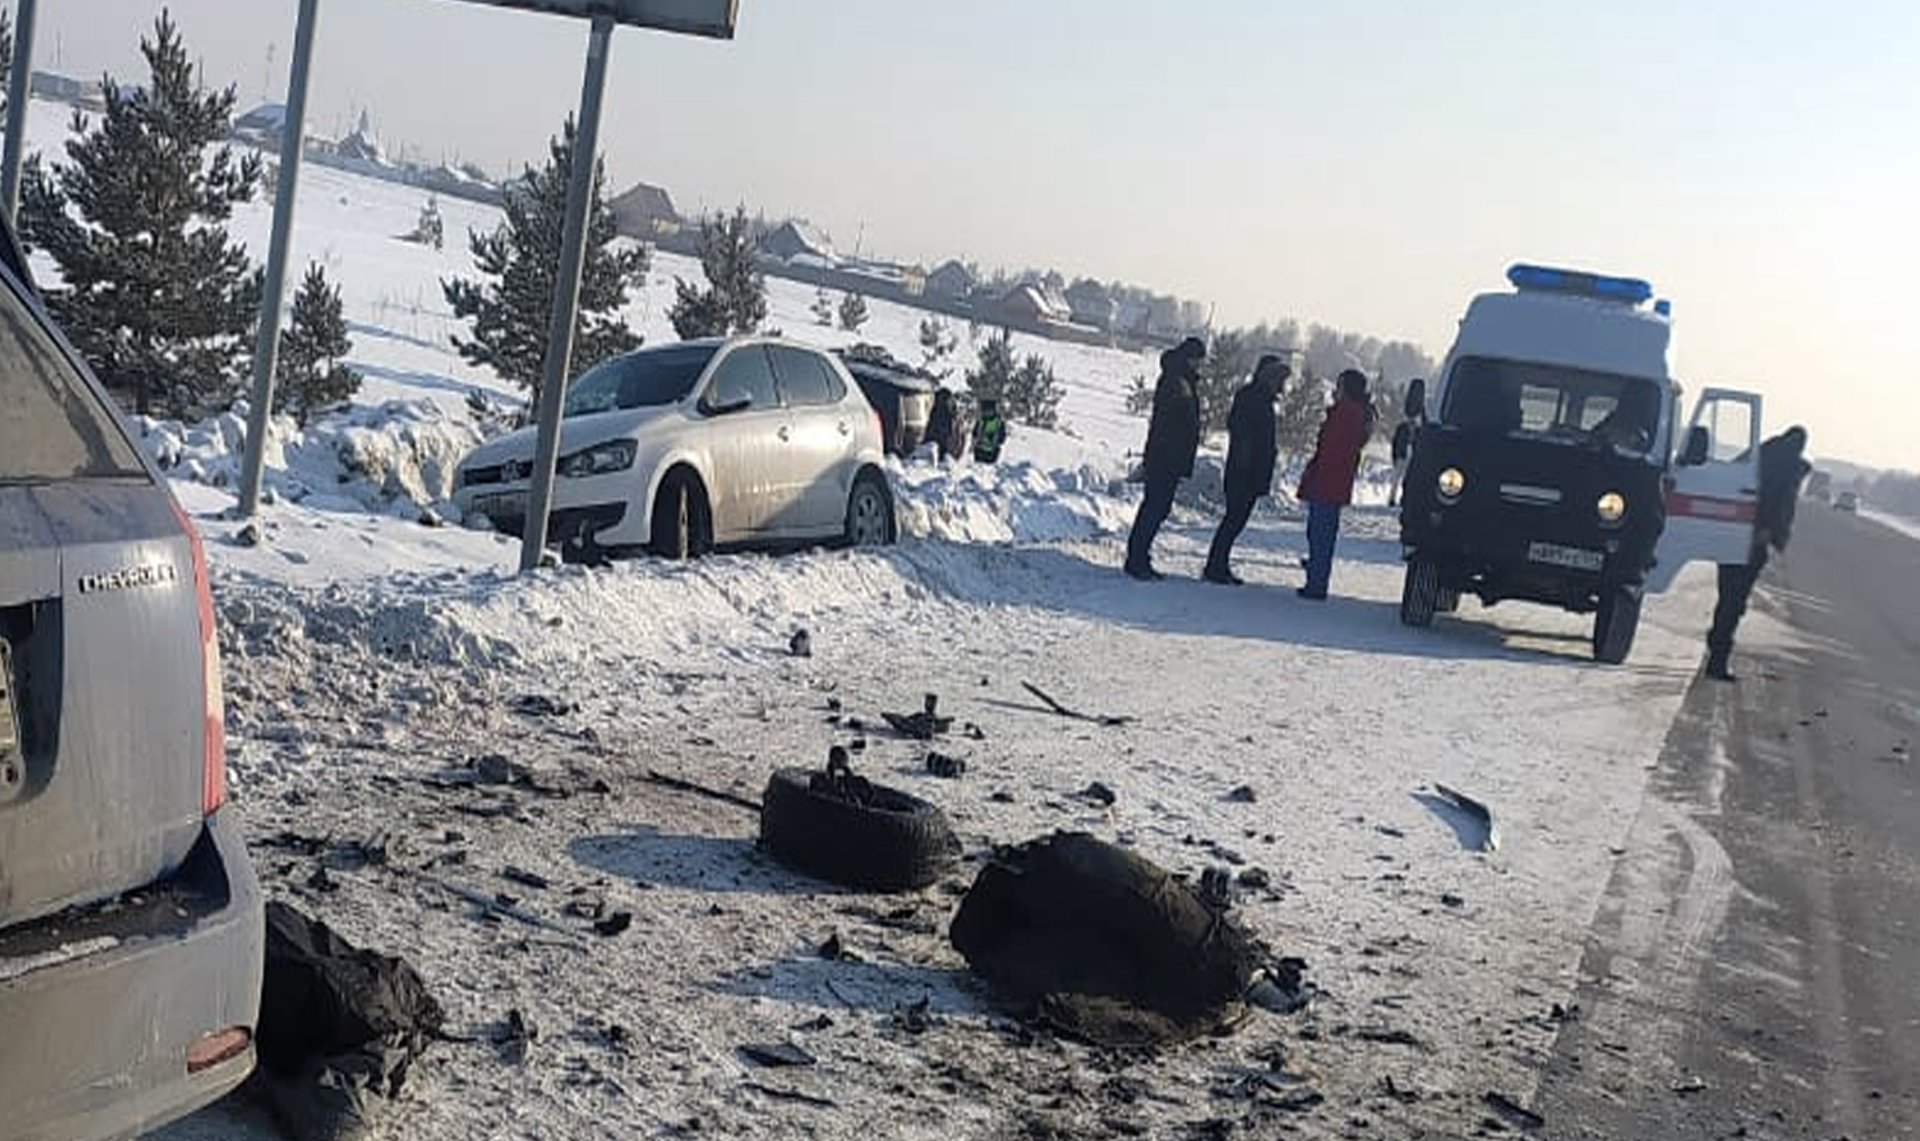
1597, 491, 1627, 524
1437, 467, 1467, 502
557, 440, 637, 479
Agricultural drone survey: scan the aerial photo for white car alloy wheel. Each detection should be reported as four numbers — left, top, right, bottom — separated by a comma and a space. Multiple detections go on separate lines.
847, 479, 891, 546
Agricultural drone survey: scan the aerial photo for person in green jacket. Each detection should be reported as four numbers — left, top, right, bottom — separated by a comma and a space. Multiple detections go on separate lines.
972, 397, 1008, 464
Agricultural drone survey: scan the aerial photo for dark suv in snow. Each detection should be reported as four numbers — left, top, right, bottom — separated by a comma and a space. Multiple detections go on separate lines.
0, 218, 262, 1137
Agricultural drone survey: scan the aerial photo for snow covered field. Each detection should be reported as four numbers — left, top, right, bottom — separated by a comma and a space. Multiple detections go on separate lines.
19, 98, 1734, 1138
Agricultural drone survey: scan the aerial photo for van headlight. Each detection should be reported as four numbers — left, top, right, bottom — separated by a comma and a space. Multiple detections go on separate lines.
1437, 467, 1467, 503
558, 440, 637, 478
1597, 491, 1627, 525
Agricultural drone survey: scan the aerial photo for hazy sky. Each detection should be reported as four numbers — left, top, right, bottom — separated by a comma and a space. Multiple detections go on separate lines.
30, 0, 1920, 468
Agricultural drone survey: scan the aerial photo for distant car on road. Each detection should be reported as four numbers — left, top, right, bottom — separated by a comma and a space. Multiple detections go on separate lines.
453, 338, 896, 561
0, 214, 262, 1139
1834, 491, 1859, 513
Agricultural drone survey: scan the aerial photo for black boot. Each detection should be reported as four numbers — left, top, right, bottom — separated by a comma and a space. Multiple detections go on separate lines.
1705, 652, 1737, 682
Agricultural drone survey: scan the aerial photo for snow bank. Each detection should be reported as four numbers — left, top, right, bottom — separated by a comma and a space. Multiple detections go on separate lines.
890, 458, 1133, 544
138, 399, 488, 521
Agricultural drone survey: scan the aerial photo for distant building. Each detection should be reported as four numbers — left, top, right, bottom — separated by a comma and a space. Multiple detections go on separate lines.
926, 259, 976, 299
334, 111, 387, 165
609, 181, 682, 239
759, 220, 836, 263
1000, 283, 1071, 329
1065, 279, 1117, 331
233, 103, 288, 149
30, 71, 100, 110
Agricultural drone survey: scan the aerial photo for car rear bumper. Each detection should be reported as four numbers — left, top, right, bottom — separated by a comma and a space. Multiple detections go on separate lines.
0, 806, 264, 1141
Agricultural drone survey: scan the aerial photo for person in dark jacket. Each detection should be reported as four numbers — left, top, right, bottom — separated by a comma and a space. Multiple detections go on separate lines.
1706, 425, 1811, 681
1125, 336, 1206, 580
1203, 355, 1289, 584
925, 388, 965, 462
1295, 369, 1372, 600
972, 397, 1008, 464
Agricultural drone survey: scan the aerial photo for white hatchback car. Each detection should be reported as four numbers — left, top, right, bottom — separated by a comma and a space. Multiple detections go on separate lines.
453, 337, 896, 560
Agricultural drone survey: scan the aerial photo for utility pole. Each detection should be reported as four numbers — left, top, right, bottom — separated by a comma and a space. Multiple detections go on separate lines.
1, 0, 41, 226
234, 0, 321, 519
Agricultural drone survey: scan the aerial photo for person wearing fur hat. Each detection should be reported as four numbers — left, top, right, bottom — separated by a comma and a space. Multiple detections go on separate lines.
1125, 336, 1206, 580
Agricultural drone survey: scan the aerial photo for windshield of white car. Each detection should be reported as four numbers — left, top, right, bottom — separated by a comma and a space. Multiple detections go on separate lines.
563, 344, 719, 418
1441, 356, 1664, 456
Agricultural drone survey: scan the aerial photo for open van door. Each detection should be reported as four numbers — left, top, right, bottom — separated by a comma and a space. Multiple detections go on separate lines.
1648, 387, 1762, 592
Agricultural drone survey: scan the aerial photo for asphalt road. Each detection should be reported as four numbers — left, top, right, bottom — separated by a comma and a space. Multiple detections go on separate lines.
1537, 504, 1920, 1140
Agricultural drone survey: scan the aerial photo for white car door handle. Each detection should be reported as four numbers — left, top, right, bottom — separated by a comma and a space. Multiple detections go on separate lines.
778, 425, 791, 442
837, 421, 850, 436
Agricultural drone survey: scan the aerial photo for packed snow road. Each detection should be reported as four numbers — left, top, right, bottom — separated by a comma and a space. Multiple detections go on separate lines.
159, 489, 1717, 1141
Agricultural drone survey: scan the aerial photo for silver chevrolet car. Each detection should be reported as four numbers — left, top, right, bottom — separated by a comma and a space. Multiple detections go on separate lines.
453, 337, 897, 561
0, 221, 262, 1139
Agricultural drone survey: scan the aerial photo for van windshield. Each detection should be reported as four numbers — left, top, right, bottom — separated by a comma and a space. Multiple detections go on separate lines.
563, 344, 719, 419
1441, 356, 1665, 456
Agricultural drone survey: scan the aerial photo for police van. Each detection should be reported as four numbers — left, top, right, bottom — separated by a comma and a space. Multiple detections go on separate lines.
1398, 264, 1765, 664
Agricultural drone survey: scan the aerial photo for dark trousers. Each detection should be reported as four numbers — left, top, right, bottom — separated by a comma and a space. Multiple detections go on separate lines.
1127, 474, 1179, 571
1303, 501, 1343, 594
1206, 488, 1259, 574
1708, 548, 1768, 659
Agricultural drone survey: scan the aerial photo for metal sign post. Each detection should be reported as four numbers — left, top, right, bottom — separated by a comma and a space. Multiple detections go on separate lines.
1, 0, 40, 224
517, 14, 612, 570
234, 0, 320, 519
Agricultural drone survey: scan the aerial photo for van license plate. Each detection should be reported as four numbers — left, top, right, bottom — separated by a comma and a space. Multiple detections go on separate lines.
1527, 542, 1604, 572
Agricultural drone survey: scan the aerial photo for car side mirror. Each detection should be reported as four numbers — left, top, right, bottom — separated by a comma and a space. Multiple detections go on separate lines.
703, 395, 751, 417
1678, 425, 1710, 467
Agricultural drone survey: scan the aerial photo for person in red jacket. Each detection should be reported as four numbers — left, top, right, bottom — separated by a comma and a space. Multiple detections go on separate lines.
1295, 369, 1373, 600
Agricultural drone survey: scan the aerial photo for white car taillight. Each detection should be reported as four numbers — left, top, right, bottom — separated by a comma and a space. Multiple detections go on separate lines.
168, 497, 226, 816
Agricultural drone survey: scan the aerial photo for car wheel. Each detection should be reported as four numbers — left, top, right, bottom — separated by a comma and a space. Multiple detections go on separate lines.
843, 472, 895, 547
758, 763, 959, 891
1592, 587, 1642, 665
1435, 585, 1461, 614
649, 471, 711, 560
1400, 558, 1440, 627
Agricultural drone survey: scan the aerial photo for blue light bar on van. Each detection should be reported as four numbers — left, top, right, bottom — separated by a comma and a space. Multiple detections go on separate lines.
1506, 264, 1654, 305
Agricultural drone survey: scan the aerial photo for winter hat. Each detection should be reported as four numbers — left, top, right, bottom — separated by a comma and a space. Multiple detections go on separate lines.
1173, 336, 1207, 364
1254, 354, 1291, 383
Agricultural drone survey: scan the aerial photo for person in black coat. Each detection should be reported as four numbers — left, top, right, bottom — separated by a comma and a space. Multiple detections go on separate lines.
1125, 336, 1206, 580
1203, 355, 1288, 584
1707, 425, 1811, 681
924, 387, 965, 462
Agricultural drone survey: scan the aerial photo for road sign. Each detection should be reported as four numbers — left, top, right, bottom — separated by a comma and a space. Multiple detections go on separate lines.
446, 0, 736, 38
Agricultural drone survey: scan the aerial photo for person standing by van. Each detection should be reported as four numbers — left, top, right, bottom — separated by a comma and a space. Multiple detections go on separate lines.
1125, 336, 1206, 580
1706, 425, 1811, 681
925, 388, 965, 462
1296, 369, 1372, 600
1203, 355, 1288, 584
972, 397, 1008, 464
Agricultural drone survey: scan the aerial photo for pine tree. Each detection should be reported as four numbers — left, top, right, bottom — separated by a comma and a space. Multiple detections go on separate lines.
442, 117, 646, 409
965, 328, 1017, 407
274, 263, 360, 427
20, 12, 262, 418
669, 207, 766, 339
964, 329, 1063, 430
810, 286, 834, 326
1006, 355, 1064, 430
1125, 375, 1153, 417
918, 316, 956, 373
838, 291, 869, 332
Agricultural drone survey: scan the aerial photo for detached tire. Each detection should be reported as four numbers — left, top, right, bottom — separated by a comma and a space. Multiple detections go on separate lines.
759, 768, 958, 891
1592, 587, 1642, 665
1401, 558, 1440, 627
